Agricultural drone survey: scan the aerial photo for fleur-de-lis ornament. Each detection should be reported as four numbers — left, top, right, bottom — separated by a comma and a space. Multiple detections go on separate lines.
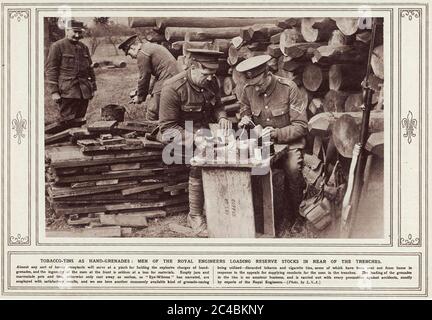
11, 111, 27, 144
401, 111, 417, 144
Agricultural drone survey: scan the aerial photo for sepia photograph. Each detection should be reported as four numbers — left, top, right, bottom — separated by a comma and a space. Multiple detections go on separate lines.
43, 16, 385, 240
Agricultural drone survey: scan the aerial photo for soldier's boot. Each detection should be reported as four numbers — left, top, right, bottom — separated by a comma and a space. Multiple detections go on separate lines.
187, 174, 207, 236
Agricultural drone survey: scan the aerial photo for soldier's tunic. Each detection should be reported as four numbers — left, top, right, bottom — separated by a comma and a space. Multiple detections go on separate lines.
158, 69, 227, 143
239, 73, 308, 219
136, 42, 180, 121
45, 38, 96, 120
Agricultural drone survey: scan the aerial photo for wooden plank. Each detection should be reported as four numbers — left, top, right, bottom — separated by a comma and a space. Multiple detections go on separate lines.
99, 136, 126, 145
95, 179, 119, 186
87, 120, 117, 132
50, 147, 162, 168
56, 169, 157, 183
121, 183, 168, 196
46, 226, 122, 238
111, 210, 166, 218
100, 214, 148, 227
48, 181, 138, 199
105, 195, 188, 212
163, 182, 189, 192
71, 181, 96, 189
67, 217, 100, 225
52, 205, 106, 216
45, 117, 86, 134
77, 139, 100, 147
110, 163, 141, 171
45, 128, 72, 145
202, 168, 255, 237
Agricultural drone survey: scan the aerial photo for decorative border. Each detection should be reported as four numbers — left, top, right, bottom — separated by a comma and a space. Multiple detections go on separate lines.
398, 7, 424, 247
5, 8, 32, 246
33, 5, 394, 248
0, 2, 428, 298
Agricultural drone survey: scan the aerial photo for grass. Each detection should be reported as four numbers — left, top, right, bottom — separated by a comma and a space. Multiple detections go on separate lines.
44, 41, 147, 125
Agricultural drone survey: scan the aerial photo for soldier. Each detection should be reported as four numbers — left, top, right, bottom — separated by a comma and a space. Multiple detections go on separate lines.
45, 19, 97, 121
236, 55, 308, 232
118, 34, 180, 121
158, 49, 232, 235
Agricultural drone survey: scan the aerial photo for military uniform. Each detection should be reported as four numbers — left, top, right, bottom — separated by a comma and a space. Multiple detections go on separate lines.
237, 55, 308, 223
119, 35, 180, 121
45, 37, 96, 120
158, 69, 226, 141
158, 49, 227, 234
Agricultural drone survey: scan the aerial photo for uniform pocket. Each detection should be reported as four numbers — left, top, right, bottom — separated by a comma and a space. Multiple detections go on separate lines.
270, 106, 290, 128
61, 54, 75, 69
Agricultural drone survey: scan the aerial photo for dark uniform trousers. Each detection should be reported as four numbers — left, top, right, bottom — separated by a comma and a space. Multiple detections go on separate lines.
239, 74, 308, 219
45, 38, 97, 121
158, 70, 227, 231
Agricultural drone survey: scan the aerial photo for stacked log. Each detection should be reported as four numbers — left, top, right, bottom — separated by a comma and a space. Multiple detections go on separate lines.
45, 120, 189, 236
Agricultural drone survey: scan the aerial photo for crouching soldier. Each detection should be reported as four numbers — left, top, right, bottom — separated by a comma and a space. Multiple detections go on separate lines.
236, 55, 308, 232
118, 34, 180, 121
157, 49, 232, 236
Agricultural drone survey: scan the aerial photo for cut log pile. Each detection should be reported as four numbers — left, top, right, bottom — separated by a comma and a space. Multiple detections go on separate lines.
45, 119, 190, 236
130, 17, 384, 127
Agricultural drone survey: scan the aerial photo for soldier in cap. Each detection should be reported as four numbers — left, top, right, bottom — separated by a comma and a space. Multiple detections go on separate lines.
236, 55, 308, 233
158, 48, 232, 235
118, 34, 180, 121
45, 19, 97, 121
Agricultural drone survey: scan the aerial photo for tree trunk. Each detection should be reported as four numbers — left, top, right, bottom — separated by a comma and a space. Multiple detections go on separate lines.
223, 77, 236, 96
344, 93, 364, 112
228, 46, 264, 66
308, 98, 323, 115
165, 27, 241, 41
277, 18, 301, 29
279, 28, 304, 52
282, 42, 322, 59
148, 17, 282, 29
323, 90, 350, 112
328, 29, 352, 46
371, 45, 384, 79
267, 44, 283, 58
301, 18, 337, 42
302, 64, 329, 92
128, 17, 157, 28
240, 24, 282, 43
333, 18, 360, 36
308, 111, 384, 136
328, 64, 366, 91
311, 43, 368, 64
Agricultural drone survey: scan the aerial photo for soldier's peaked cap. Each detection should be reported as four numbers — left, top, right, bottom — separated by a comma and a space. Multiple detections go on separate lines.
236, 55, 272, 79
118, 35, 139, 54
187, 48, 223, 70
65, 19, 85, 32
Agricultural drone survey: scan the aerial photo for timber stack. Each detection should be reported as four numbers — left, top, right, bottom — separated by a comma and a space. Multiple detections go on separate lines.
129, 17, 383, 127
45, 116, 189, 237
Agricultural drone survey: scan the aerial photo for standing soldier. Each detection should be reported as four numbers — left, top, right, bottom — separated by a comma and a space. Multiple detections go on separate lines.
158, 49, 232, 236
236, 55, 308, 233
118, 35, 180, 121
45, 19, 97, 121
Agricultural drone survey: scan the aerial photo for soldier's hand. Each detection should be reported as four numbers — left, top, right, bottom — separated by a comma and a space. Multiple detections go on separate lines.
218, 118, 232, 136
262, 126, 276, 140
238, 115, 251, 128
51, 92, 61, 104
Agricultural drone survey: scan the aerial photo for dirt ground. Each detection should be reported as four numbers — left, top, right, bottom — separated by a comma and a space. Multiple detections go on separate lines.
44, 40, 384, 240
